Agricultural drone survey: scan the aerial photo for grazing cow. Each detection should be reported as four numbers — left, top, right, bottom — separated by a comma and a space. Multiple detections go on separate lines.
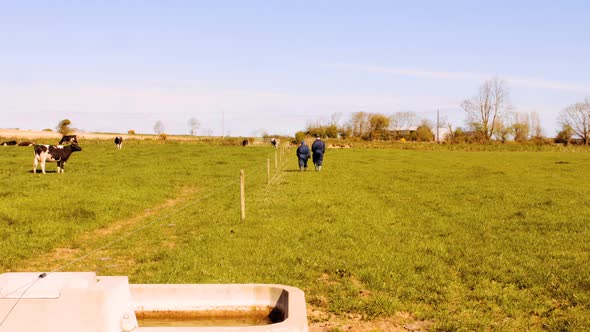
114, 136, 123, 150
242, 139, 249, 146
18, 141, 35, 146
1, 141, 17, 146
59, 135, 78, 145
271, 138, 279, 149
33, 144, 82, 174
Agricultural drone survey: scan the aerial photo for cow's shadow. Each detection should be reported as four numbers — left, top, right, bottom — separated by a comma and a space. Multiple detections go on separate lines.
30, 170, 58, 174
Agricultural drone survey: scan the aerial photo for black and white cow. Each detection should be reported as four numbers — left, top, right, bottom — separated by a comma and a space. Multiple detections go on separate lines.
59, 135, 78, 145
242, 139, 249, 146
33, 144, 82, 174
1, 141, 17, 146
114, 136, 123, 150
18, 141, 35, 146
270, 138, 279, 149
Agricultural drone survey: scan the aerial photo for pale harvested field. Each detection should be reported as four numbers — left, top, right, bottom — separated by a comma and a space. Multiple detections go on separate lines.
0, 129, 165, 141
0, 129, 233, 142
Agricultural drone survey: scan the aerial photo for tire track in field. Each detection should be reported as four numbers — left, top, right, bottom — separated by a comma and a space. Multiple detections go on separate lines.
21, 186, 198, 272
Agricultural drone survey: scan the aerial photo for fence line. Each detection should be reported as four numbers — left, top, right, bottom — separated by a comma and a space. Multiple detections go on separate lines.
268, 144, 293, 185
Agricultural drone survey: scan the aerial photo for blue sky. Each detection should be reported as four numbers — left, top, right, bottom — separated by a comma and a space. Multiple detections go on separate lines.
1, 0, 589, 136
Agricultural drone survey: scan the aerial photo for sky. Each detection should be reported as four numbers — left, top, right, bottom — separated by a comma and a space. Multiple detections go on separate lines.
1, 0, 589, 137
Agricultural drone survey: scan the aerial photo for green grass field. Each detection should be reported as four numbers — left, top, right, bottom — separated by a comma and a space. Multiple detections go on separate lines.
1, 141, 589, 330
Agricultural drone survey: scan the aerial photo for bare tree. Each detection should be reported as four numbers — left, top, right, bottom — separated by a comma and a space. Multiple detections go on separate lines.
461, 77, 511, 142
154, 120, 165, 134
349, 112, 369, 138
530, 111, 543, 138
330, 112, 343, 126
188, 117, 200, 136
559, 100, 590, 145
389, 111, 417, 130
446, 122, 455, 143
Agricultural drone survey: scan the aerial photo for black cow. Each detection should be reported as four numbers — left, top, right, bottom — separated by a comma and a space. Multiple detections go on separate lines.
59, 135, 78, 145
1, 141, 17, 146
242, 139, 249, 146
114, 136, 123, 150
33, 144, 82, 174
18, 141, 35, 146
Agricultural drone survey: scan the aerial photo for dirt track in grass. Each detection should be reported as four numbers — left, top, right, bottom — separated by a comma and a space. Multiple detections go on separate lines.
21, 187, 197, 272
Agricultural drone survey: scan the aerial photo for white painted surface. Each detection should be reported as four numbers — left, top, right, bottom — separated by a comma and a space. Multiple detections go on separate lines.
0, 273, 308, 332
0, 272, 138, 332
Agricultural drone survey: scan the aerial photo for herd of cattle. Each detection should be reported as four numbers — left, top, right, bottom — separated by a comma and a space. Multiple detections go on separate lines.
1, 135, 123, 174
242, 137, 279, 148
3, 135, 281, 174
1, 140, 35, 146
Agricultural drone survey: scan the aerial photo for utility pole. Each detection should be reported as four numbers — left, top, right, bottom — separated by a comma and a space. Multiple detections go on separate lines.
436, 109, 440, 143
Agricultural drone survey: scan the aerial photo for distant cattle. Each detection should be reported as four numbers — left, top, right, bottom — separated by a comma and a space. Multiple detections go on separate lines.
271, 138, 279, 149
114, 136, 123, 150
18, 142, 35, 146
59, 135, 78, 145
242, 139, 249, 146
33, 144, 82, 174
1, 141, 17, 146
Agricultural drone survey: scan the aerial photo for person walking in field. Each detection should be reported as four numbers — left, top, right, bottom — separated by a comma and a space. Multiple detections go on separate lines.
296, 141, 311, 171
311, 136, 326, 171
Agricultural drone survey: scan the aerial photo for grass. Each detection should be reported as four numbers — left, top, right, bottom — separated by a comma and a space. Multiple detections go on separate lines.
1, 141, 589, 330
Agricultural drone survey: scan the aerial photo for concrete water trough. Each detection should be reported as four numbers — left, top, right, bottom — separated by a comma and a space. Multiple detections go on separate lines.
0, 272, 308, 332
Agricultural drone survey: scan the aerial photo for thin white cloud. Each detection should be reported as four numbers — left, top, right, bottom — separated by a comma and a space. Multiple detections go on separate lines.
338, 64, 590, 94
504, 76, 590, 93
358, 65, 487, 81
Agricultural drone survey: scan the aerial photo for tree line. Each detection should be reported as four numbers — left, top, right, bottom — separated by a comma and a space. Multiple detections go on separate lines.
460, 77, 589, 145
297, 77, 590, 145
297, 112, 437, 143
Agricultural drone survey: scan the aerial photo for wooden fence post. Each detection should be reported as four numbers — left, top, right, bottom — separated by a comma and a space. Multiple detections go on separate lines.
240, 170, 245, 221
267, 157, 270, 185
